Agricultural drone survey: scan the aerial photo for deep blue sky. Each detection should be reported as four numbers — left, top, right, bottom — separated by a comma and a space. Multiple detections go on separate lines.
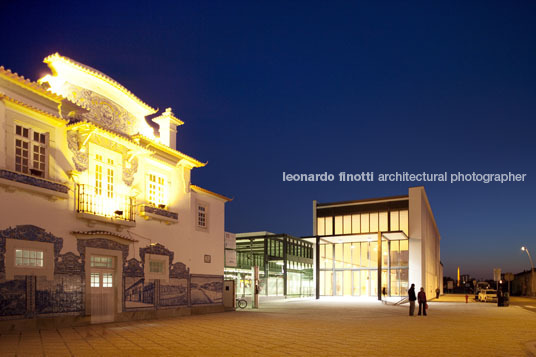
2, 1, 535, 279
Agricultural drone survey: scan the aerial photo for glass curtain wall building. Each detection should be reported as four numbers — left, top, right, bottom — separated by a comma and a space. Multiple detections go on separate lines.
308, 187, 442, 300
224, 232, 314, 298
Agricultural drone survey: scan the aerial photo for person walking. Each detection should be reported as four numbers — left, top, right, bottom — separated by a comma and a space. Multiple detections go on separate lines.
435, 288, 440, 299
408, 284, 416, 316
418, 287, 427, 316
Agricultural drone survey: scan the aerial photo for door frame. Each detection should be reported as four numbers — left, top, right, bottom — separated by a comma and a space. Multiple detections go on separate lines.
84, 247, 123, 321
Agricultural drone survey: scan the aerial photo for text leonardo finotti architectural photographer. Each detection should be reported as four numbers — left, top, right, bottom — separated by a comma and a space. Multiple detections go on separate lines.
0, 53, 231, 326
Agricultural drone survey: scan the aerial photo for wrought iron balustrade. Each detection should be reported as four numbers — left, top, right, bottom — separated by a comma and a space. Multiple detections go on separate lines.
76, 184, 135, 222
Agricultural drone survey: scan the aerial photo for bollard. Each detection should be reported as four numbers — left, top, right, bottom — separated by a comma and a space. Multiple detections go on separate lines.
465, 294, 469, 303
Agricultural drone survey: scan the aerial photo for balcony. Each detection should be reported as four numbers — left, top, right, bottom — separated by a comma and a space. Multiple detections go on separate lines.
76, 184, 135, 226
139, 203, 178, 224
0, 169, 69, 200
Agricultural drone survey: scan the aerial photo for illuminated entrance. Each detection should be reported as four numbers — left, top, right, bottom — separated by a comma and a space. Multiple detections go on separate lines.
319, 236, 409, 297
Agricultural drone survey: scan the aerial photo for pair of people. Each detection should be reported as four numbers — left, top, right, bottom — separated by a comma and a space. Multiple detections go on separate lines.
408, 284, 427, 316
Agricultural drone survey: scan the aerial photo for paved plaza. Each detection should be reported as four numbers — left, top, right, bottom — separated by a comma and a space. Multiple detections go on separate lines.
1, 296, 536, 356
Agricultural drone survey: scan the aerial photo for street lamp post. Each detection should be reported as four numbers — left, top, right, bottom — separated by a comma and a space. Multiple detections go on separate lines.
521, 246, 535, 296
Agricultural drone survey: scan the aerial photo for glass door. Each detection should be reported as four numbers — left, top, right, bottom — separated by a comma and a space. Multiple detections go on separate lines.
335, 271, 343, 296
352, 271, 360, 296
360, 270, 369, 296
370, 270, 378, 296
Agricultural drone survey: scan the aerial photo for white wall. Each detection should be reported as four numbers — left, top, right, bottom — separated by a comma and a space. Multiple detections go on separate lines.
409, 187, 441, 299
408, 189, 422, 290
0, 82, 226, 278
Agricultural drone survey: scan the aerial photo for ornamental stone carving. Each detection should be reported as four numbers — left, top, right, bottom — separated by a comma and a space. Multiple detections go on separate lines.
66, 84, 138, 135
122, 157, 138, 186
67, 131, 89, 172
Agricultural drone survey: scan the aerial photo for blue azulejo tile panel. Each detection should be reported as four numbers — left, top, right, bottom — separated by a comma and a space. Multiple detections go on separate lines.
124, 277, 154, 309
35, 274, 83, 314
0, 273, 27, 316
0, 169, 69, 194
159, 278, 188, 306
190, 275, 223, 305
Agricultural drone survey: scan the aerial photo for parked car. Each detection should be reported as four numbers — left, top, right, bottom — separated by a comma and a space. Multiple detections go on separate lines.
474, 282, 490, 299
478, 289, 498, 302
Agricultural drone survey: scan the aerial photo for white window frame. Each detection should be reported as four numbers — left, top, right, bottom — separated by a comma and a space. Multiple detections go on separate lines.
144, 253, 169, 282
14, 124, 49, 178
15, 248, 44, 267
149, 261, 164, 273
196, 202, 208, 230
5, 239, 54, 280
146, 172, 167, 208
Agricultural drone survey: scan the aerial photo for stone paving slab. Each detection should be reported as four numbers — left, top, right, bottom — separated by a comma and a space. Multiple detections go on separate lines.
1, 298, 536, 356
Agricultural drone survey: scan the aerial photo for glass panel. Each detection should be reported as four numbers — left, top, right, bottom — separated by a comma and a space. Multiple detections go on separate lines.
361, 213, 369, 233
382, 241, 388, 266
351, 214, 360, 234
15, 249, 43, 267
343, 243, 352, 268
391, 269, 400, 296
370, 270, 378, 297
400, 268, 409, 295
400, 240, 409, 266
351, 243, 360, 268
102, 273, 113, 288
390, 240, 400, 267
334, 216, 343, 235
399, 210, 409, 236
91, 256, 114, 268
382, 269, 388, 294
317, 217, 325, 236
361, 242, 368, 268
370, 242, 378, 268
379, 211, 388, 232
335, 271, 343, 296
324, 244, 333, 269
343, 215, 352, 234
352, 271, 360, 296
344, 270, 352, 296
91, 272, 100, 287
324, 271, 333, 296
325, 217, 333, 236
361, 270, 368, 296
334, 244, 343, 269
150, 261, 164, 273
370, 212, 378, 233
390, 210, 399, 231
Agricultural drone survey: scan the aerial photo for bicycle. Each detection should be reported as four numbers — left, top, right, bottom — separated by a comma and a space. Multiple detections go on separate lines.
236, 297, 247, 309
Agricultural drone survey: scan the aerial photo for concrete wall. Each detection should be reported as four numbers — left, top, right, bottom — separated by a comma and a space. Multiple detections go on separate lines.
409, 187, 441, 300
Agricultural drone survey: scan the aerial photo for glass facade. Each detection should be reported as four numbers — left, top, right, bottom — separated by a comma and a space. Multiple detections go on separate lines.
316, 206, 409, 297
319, 239, 409, 296
317, 209, 409, 237
224, 234, 314, 298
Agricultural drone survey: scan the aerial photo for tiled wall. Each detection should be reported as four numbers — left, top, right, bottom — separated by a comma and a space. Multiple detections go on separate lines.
0, 225, 223, 320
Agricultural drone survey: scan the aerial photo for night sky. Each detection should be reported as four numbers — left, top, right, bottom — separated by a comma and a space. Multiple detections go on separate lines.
2, 1, 535, 279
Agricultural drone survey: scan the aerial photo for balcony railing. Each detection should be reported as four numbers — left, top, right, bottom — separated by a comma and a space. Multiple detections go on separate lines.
76, 184, 135, 222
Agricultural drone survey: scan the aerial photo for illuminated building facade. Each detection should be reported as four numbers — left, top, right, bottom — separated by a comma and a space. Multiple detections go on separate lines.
0, 54, 230, 326
224, 232, 314, 298
308, 187, 442, 300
